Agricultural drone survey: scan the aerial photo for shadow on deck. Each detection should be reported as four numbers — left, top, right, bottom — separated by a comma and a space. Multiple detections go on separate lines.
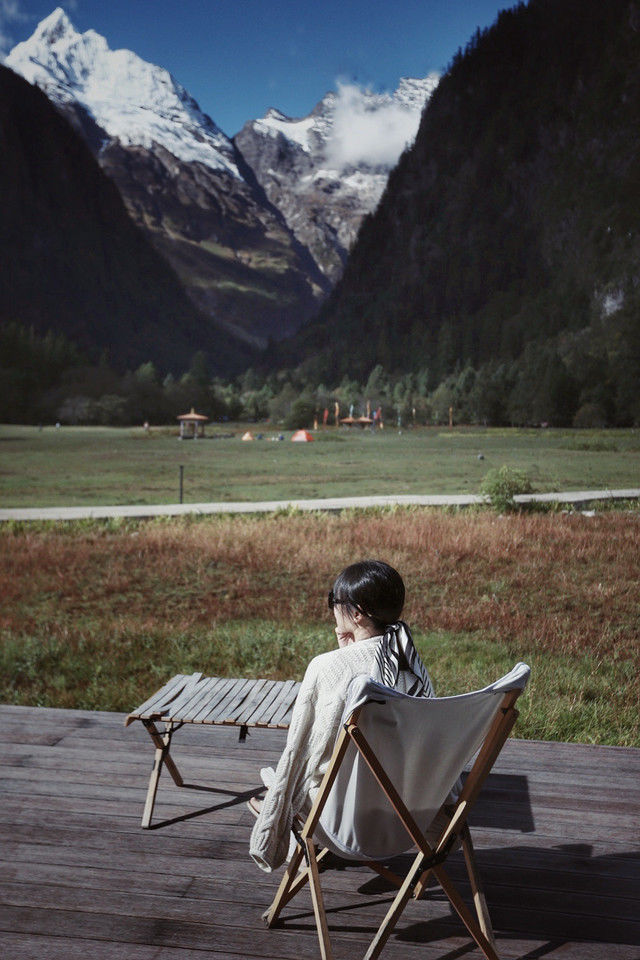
0, 704, 638, 959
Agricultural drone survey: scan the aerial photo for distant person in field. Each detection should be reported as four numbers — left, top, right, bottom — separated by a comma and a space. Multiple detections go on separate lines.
248, 559, 435, 872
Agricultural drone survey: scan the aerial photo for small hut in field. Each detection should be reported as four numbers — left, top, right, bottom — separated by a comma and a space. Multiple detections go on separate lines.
339, 416, 372, 429
177, 408, 208, 439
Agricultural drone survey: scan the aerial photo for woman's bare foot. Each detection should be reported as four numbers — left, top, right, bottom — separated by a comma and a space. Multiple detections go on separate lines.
247, 796, 263, 818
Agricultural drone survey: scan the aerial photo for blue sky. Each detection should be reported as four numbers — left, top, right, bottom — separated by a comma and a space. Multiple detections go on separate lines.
3, 0, 514, 135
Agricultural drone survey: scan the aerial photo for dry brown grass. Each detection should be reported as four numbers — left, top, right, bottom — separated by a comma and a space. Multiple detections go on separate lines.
2, 509, 638, 659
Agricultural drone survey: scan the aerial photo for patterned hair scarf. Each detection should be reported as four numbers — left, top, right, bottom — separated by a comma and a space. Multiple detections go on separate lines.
371, 620, 434, 698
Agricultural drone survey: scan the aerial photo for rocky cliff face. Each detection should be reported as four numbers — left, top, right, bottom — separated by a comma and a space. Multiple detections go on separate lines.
6, 8, 438, 344
6, 8, 327, 347
235, 78, 439, 282
96, 138, 329, 347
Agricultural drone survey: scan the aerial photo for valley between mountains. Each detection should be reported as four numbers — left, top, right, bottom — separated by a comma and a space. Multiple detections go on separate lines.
6, 8, 437, 349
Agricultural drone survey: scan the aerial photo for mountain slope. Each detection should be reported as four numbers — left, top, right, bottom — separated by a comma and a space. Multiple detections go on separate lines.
235, 77, 438, 281
276, 0, 640, 410
6, 8, 327, 347
0, 63, 250, 373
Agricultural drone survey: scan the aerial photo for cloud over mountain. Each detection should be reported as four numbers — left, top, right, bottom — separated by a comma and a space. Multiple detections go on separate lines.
326, 78, 436, 169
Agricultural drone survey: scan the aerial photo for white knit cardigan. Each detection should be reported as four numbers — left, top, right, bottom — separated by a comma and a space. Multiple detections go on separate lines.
249, 637, 381, 872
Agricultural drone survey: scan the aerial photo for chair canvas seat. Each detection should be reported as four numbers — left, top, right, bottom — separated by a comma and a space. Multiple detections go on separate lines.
262, 662, 531, 960
316, 663, 530, 861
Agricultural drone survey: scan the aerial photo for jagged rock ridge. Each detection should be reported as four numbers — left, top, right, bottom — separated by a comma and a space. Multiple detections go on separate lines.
6, 9, 438, 342
235, 77, 439, 281
6, 8, 328, 348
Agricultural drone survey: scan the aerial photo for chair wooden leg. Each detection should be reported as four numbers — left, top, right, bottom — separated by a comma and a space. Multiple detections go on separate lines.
280, 846, 331, 908
266, 845, 332, 921
412, 865, 434, 900
306, 839, 333, 960
363, 849, 424, 960
461, 824, 495, 946
263, 843, 305, 927
433, 864, 500, 960
366, 860, 405, 890
368, 847, 499, 960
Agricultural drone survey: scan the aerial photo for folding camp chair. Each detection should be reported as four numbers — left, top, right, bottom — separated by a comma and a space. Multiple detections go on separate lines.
262, 662, 530, 960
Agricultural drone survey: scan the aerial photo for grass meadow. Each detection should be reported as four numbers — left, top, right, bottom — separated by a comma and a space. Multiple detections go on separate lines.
1, 508, 638, 746
1, 423, 639, 506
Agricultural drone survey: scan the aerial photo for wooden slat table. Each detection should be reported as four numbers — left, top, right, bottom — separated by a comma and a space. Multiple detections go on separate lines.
125, 673, 300, 828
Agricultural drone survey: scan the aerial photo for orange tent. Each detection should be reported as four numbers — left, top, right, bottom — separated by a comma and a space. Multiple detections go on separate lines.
291, 429, 314, 442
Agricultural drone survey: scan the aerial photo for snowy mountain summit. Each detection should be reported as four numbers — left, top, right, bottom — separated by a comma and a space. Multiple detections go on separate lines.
236, 75, 439, 279
250, 76, 439, 171
6, 8, 440, 338
5, 8, 327, 345
5, 7, 240, 177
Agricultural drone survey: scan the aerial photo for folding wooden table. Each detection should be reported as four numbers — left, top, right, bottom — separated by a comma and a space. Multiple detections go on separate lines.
125, 673, 300, 827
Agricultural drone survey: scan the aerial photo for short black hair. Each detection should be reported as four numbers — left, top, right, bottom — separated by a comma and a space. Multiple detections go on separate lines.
331, 560, 405, 630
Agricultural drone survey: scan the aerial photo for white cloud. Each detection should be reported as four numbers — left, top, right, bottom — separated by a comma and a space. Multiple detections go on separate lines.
326, 81, 423, 170
1, 0, 24, 18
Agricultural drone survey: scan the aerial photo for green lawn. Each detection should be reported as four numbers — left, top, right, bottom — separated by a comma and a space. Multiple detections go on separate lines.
1, 423, 639, 507
2, 503, 638, 745
3, 619, 636, 746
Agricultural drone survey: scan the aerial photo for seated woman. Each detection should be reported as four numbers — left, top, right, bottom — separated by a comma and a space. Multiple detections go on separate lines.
249, 558, 434, 872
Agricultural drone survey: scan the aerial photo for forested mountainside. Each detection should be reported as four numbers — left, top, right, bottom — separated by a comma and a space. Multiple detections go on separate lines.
274, 0, 640, 425
0, 65, 252, 376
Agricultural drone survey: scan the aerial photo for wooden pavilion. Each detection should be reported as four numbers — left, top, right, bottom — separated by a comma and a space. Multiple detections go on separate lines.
339, 415, 373, 429
177, 408, 208, 439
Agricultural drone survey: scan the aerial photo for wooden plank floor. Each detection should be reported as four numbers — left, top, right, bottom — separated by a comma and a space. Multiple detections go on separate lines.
0, 703, 638, 960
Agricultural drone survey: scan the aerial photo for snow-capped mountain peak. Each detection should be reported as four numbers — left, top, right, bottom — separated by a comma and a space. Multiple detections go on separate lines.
6, 9, 241, 178
395, 74, 440, 108
32, 6, 75, 44
235, 74, 439, 280
6, 9, 440, 316
247, 75, 438, 170
264, 107, 289, 122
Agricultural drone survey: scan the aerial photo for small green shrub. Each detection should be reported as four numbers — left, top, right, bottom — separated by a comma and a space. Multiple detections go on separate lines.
481, 465, 533, 512
283, 397, 316, 430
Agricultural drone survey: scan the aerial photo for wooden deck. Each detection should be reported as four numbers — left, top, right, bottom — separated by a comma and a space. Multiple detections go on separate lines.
0, 703, 638, 959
